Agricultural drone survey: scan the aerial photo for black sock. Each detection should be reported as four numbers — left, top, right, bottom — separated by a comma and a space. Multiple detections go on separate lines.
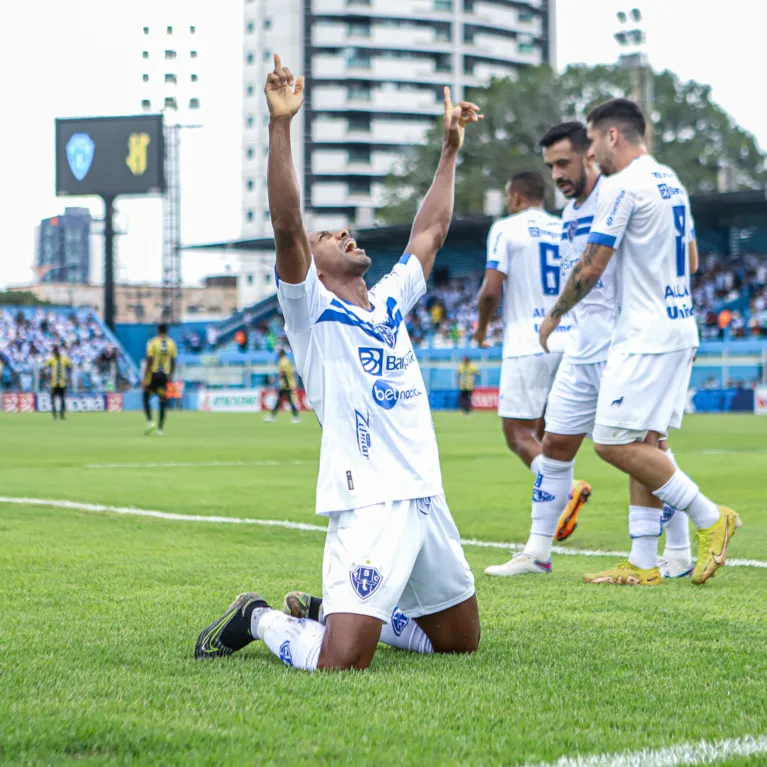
221, 600, 264, 647
159, 399, 167, 429
60, 396, 66, 419
290, 396, 298, 417
143, 391, 152, 421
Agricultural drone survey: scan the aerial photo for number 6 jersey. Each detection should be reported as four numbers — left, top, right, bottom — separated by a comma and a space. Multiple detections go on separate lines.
587, 155, 699, 354
485, 208, 572, 358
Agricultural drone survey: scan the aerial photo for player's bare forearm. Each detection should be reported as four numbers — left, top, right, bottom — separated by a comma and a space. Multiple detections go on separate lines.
476, 290, 500, 339
550, 242, 612, 318
688, 238, 699, 275
268, 119, 311, 282
404, 145, 459, 279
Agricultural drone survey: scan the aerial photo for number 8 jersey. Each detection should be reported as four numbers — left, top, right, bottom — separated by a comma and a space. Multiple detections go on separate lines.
485, 208, 571, 357
587, 155, 699, 354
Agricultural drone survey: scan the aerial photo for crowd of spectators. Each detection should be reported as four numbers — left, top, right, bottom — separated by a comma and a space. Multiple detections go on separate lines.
0, 308, 137, 390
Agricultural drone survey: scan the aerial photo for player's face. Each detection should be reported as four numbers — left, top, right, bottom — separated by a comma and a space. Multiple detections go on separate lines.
309, 229, 371, 280
542, 139, 589, 199
587, 123, 617, 176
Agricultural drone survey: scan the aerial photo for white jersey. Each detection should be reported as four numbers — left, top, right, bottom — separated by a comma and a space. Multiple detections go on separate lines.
588, 155, 699, 354
486, 208, 572, 357
560, 177, 618, 364
277, 254, 442, 516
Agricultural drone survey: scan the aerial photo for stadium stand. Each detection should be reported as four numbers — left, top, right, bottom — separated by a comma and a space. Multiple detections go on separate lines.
0, 306, 140, 391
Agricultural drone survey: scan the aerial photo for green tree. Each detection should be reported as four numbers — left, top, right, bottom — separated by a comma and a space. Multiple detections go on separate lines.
380, 64, 767, 224
0, 291, 51, 306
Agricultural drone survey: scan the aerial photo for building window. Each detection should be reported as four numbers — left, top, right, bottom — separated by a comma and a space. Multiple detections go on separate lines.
247, 274, 254, 285
142, 73, 149, 82
347, 83, 371, 101
264, 50, 271, 61
435, 54, 452, 72
265, 273, 272, 285
165, 73, 177, 84
164, 96, 178, 109
247, 211, 254, 222
518, 40, 535, 53
247, 84, 254, 96
190, 25, 196, 34
247, 179, 254, 191
189, 97, 200, 109
143, 26, 149, 34
348, 179, 371, 195
518, 9, 536, 23
434, 0, 452, 9
247, 52, 254, 65
264, 210, 271, 220
141, 98, 151, 110
246, 22, 254, 33
346, 0, 371, 5
264, 18, 272, 30
346, 49, 371, 70
347, 21, 371, 38
164, 49, 176, 60
142, 50, 149, 59
191, 73, 198, 82
191, 50, 198, 58
246, 115, 254, 128
435, 25, 452, 42
348, 115, 371, 132
166, 25, 173, 35
247, 147, 254, 160
348, 147, 371, 164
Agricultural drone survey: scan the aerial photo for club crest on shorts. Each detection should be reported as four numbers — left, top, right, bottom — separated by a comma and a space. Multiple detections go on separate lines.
350, 565, 382, 600
279, 640, 293, 666
390, 606, 409, 637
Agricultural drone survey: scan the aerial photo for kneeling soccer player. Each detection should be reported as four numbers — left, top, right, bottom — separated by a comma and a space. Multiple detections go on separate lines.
195, 55, 481, 669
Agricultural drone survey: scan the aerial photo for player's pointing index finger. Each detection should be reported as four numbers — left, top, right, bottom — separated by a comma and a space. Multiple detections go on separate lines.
274, 53, 282, 70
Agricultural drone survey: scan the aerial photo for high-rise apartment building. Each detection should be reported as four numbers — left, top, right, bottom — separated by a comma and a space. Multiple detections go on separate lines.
36, 208, 92, 284
241, 0, 556, 238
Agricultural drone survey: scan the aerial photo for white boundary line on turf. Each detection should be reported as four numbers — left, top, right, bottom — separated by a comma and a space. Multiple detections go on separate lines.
521, 733, 767, 767
85, 460, 308, 469
2, 496, 766, 570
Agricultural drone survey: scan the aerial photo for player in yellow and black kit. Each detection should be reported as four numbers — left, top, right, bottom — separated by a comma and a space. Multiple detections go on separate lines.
264, 349, 300, 423
457, 355, 479, 416
143, 323, 177, 436
46, 345, 72, 420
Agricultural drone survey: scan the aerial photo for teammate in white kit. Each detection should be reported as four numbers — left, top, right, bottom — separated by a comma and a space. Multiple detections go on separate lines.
539, 99, 741, 586
475, 171, 587, 543
195, 55, 480, 669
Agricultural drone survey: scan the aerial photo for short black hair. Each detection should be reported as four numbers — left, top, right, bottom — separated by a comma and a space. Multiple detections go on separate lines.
158, 323, 168, 335
587, 98, 646, 142
539, 121, 590, 152
508, 170, 546, 202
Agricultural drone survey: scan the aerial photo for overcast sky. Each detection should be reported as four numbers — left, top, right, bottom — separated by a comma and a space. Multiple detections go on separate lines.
1, 0, 765, 289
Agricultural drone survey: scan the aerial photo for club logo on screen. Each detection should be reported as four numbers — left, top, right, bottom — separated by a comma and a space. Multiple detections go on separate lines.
66, 133, 95, 182
126, 132, 151, 176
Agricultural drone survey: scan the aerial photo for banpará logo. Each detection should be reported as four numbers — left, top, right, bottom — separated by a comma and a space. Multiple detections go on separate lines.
371, 379, 422, 410
358, 347, 415, 376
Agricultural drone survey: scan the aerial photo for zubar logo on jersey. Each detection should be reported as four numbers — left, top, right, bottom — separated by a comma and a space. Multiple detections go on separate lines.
371, 379, 422, 410
358, 347, 415, 377
354, 409, 371, 459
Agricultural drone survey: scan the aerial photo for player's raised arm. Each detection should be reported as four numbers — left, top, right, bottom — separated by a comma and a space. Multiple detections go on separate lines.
266, 54, 311, 285
404, 87, 482, 281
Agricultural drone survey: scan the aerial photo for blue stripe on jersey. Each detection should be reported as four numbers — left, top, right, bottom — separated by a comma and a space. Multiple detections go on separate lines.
315, 296, 403, 348
577, 215, 594, 225
486, 260, 499, 270
588, 232, 617, 248
274, 267, 280, 287
561, 227, 591, 240
399, 253, 413, 265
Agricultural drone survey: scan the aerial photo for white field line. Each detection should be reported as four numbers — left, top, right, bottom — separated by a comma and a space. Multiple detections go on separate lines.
522, 733, 767, 767
85, 460, 308, 469
1, 496, 766, 570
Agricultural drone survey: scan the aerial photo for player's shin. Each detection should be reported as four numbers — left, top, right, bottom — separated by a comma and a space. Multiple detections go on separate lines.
628, 506, 663, 570
257, 610, 325, 670
523, 456, 574, 562
143, 390, 152, 421
158, 398, 167, 430
379, 608, 433, 654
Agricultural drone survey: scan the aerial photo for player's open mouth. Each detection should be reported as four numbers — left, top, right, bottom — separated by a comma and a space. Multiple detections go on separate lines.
343, 238, 360, 254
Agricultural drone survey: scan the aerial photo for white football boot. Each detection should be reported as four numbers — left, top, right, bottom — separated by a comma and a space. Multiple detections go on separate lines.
658, 550, 694, 579
484, 552, 552, 577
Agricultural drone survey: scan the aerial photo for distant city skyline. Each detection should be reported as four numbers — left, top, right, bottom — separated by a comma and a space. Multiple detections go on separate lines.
1, 0, 766, 290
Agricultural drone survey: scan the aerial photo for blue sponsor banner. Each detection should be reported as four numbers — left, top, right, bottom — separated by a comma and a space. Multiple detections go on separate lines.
691, 388, 755, 414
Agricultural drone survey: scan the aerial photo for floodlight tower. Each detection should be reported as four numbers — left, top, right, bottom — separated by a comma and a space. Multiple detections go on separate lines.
615, 8, 654, 151
139, 21, 203, 323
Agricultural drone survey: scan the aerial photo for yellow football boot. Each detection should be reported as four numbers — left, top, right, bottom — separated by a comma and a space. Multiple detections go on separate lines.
583, 559, 662, 586
555, 480, 592, 541
691, 506, 742, 585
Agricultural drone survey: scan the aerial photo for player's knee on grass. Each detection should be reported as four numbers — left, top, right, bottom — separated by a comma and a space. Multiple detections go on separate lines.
541, 431, 583, 462
317, 613, 383, 671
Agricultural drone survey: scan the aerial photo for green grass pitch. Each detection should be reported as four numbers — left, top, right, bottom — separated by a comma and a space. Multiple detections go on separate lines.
1, 411, 765, 765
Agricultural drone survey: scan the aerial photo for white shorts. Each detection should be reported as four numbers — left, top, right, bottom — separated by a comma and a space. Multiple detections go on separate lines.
322, 494, 475, 623
498, 353, 563, 420
593, 348, 696, 445
545, 360, 607, 436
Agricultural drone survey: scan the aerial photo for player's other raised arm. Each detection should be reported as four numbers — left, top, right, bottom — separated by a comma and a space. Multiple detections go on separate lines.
266, 54, 311, 285
404, 88, 482, 281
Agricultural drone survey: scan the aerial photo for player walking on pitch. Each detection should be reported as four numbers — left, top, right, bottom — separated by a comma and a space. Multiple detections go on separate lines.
539, 99, 740, 586
46, 345, 72, 420
474, 170, 589, 544
264, 348, 300, 423
143, 323, 177, 436
196, 55, 481, 669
